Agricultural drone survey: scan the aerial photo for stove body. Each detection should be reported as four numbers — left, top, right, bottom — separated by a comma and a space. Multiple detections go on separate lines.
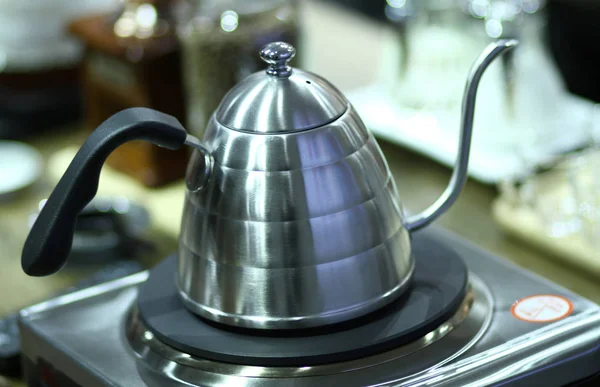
18, 228, 600, 386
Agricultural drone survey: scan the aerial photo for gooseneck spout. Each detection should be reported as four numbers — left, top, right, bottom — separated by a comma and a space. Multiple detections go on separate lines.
406, 39, 518, 232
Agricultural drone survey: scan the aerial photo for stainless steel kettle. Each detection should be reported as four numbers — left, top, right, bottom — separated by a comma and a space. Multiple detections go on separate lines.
22, 40, 516, 330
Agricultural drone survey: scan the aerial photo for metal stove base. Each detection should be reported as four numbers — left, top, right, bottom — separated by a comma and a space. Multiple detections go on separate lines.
18, 227, 600, 386
125, 278, 489, 386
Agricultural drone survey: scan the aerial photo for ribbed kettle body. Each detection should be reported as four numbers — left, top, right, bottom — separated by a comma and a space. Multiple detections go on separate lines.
177, 106, 414, 329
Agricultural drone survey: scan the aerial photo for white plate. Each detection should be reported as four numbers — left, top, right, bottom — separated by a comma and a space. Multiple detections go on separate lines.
0, 141, 43, 196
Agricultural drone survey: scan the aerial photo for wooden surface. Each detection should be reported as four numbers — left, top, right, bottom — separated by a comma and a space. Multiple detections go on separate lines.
2, 1, 600, 385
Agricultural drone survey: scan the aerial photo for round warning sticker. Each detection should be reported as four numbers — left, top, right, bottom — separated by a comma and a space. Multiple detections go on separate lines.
511, 294, 573, 323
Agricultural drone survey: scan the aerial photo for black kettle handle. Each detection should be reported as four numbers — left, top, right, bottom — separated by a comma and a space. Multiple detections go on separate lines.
22, 108, 189, 276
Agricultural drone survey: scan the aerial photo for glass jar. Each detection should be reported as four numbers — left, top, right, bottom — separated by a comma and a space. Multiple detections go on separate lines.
386, 0, 483, 110
176, 0, 300, 137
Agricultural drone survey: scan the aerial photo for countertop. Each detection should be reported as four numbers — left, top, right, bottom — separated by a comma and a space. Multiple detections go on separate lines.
1, 1, 599, 386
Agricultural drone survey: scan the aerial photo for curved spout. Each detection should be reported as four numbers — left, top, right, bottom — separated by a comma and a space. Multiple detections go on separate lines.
406, 39, 518, 232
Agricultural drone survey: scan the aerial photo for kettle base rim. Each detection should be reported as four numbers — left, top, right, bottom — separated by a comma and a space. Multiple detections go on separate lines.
175, 260, 416, 330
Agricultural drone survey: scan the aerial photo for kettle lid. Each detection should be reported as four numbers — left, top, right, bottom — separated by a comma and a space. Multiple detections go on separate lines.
216, 42, 348, 133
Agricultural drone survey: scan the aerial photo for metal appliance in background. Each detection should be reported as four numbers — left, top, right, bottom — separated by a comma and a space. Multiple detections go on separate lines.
15, 41, 600, 386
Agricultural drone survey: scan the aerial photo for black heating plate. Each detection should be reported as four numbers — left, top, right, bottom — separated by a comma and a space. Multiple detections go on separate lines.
137, 231, 468, 366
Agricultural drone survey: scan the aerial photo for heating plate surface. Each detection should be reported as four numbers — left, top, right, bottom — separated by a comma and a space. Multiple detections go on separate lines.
19, 227, 600, 386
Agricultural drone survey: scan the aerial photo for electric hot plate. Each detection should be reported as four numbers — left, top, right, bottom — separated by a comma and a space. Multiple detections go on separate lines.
19, 228, 600, 387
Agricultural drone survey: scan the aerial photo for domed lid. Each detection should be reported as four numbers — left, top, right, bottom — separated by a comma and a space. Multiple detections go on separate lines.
216, 42, 348, 133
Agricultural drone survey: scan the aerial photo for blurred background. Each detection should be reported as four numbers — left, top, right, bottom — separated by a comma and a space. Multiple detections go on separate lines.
0, 0, 599, 383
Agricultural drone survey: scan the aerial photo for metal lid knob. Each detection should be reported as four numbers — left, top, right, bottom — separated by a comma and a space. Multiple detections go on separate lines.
260, 42, 296, 78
